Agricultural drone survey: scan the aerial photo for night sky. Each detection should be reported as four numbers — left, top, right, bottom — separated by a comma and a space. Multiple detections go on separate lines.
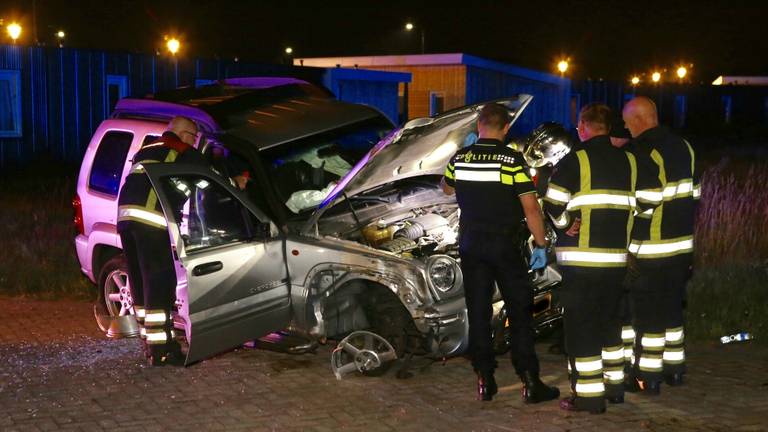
2, 0, 767, 82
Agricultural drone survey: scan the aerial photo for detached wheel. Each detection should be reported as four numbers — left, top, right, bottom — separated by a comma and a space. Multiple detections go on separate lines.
97, 254, 135, 318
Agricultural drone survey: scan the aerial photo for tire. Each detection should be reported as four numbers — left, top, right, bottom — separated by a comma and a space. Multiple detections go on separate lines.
363, 290, 426, 358
96, 254, 135, 319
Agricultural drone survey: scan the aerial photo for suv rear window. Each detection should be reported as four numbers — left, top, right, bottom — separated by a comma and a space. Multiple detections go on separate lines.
88, 131, 134, 196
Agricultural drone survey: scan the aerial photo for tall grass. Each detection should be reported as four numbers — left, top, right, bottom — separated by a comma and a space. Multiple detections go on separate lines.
694, 158, 768, 268
687, 157, 768, 342
0, 163, 94, 299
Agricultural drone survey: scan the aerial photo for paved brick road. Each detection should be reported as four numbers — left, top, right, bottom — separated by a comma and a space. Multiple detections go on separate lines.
1, 297, 766, 431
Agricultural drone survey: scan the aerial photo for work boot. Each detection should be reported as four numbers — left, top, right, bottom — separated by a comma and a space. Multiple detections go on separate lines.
147, 341, 184, 367
520, 370, 560, 403
626, 376, 661, 395
559, 395, 606, 414
664, 373, 684, 386
476, 370, 498, 401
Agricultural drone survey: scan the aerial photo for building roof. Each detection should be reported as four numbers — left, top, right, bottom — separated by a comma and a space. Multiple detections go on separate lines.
294, 53, 564, 85
712, 76, 768, 86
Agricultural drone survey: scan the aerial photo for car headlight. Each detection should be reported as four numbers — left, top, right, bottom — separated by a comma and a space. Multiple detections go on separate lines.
426, 255, 463, 300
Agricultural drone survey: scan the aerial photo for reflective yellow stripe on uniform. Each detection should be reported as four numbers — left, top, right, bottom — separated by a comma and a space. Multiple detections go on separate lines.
566, 190, 636, 211
144, 309, 168, 326
574, 355, 605, 397
662, 179, 694, 200
117, 206, 168, 228
145, 328, 168, 344
663, 347, 685, 364
636, 189, 663, 204
629, 235, 693, 258
454, 162, 501, 182
545, 183, 571, 204
555, 247, 627, 268
666, 327, 684, 344
602, 345, 625, 384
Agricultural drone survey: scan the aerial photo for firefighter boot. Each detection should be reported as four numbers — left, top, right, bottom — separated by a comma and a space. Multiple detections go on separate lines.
521, 371, 560, 403
476, 370, 498, 401
664, 373, 684, 386
559, 395, 606, 415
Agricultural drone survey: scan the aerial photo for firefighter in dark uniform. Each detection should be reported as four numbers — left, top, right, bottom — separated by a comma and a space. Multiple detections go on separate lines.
441, 103, 560, 403
117, 116, 208, 366
543, 103, 660, 414
622, 96, 699, 393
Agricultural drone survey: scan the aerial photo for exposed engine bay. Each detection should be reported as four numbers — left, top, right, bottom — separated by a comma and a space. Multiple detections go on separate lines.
360, 207, 459, 257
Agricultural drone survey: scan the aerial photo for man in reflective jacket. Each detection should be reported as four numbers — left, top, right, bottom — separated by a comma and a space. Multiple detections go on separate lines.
441, 103, 559, 403
544, 103, 660, 414
622, 97, 699, 393
117, 116, 208, 366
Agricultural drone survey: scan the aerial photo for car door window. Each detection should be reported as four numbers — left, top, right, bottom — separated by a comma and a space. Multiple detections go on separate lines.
156, 174, 258, 252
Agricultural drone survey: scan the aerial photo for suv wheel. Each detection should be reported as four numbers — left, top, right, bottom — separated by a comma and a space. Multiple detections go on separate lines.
97, 254, 135, 318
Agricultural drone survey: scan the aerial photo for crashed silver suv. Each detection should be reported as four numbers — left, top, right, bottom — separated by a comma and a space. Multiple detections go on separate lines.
78, 81, 562, 373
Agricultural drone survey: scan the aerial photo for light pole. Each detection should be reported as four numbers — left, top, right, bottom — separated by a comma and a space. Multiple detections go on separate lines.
557, 60, 569, 76
651, 71, 661, 84
676, 66, 687, 82
405, 22, 425, 54
56, 30, 65, 47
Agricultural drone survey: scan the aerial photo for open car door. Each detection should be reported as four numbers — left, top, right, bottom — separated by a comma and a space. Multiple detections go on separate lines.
142, 163, 291, 365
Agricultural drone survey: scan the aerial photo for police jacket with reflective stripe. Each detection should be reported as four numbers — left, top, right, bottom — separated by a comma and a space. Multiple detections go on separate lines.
628, 126, 700, 261
117, 132, 207, 229
544, 135, 651, 268
443, 138, 535, 231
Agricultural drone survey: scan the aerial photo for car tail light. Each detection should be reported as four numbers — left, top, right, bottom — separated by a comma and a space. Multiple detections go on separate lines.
72, 194, 84, 235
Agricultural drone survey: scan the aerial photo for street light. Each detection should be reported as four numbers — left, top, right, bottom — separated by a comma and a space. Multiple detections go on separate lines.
404, 22, 425, 54
56, 30, 65, 39
285, 47, 293, 55
166, 37, 180, 55
557, 60, 569, 75
676, 66, 687, 79
631, 76, 640, 85
7, 22, 21, 43
651, 71, 661, 83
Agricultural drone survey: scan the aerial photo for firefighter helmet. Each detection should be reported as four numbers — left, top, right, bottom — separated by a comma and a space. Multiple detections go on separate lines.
523, 122, 573, 168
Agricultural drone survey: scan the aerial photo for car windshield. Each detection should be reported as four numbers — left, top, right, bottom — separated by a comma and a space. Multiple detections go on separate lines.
260, 117, 393, 214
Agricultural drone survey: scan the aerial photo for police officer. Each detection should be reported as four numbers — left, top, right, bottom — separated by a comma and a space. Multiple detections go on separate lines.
441, 103, 560, 403
544, 103, 658, 414
117, 116, 208, 366
622, 96, 699, 394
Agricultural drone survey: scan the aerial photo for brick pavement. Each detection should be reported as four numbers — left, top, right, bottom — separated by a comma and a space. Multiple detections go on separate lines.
1, 297, 767, 432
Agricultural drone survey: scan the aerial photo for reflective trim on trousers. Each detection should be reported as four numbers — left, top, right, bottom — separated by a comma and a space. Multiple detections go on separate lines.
642, 334, 666, 349
575, 357, 603, 373
603, 369, 625, 384
622, 326, 636, 342
575, 380, 605, 397
144, 310, 168, 326
638, 355, 663, 372
145, 329, 168, 344
602, 347, 624, 362
663, 348, 685, 364
666, 327, 684, 344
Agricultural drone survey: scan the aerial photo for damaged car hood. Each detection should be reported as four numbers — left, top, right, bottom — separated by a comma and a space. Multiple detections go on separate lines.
305, 95, 532, 231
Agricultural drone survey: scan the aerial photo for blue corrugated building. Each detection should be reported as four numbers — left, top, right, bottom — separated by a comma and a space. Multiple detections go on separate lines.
0, 44, 410, 167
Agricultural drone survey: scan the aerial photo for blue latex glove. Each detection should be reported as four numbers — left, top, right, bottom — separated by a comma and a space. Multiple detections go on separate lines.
530, 247, 547, 270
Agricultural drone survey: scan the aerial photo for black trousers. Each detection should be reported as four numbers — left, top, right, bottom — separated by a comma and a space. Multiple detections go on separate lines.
561, 267, 626, 412
118, 221, 177, 347
459, 227, 538, 376
631, 256, 691, 382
